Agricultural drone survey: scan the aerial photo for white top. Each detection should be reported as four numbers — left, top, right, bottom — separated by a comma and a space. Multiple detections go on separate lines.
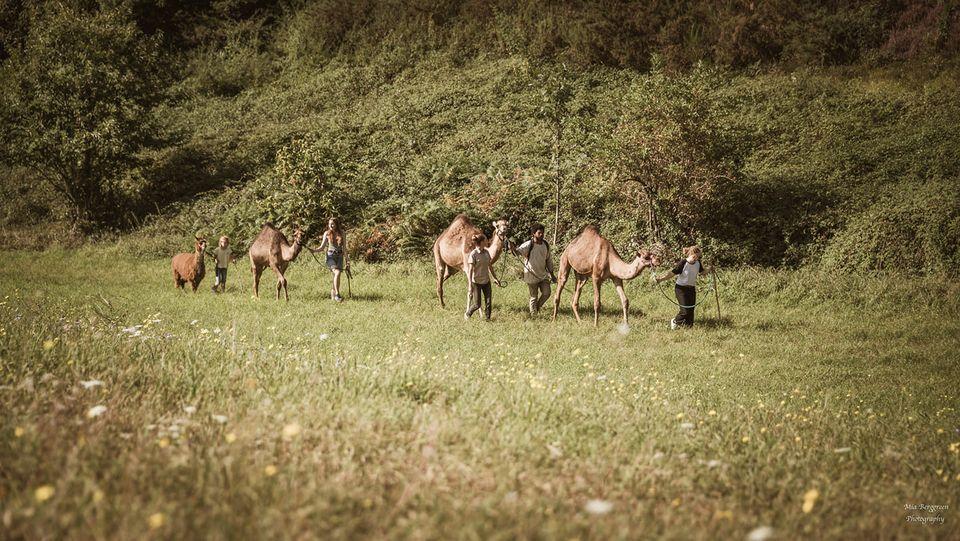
517, 240, 553, 284
674, 259, 705, 287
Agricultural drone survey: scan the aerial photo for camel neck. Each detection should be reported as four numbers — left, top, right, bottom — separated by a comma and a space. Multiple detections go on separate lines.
608, 251, 647, 280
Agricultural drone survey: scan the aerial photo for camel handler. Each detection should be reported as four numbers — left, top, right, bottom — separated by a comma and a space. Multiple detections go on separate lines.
516, 223, 557, 315
651, 245, 713, 329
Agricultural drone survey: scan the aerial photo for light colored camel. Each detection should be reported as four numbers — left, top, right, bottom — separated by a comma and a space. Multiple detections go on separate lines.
248, 223, 304, 301
432, 214, 511, 309
551, 225, 659, 326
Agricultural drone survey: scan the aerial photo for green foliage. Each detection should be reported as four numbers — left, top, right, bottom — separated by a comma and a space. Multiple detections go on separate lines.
0, 1, 163, 228
821, 181, 960, 275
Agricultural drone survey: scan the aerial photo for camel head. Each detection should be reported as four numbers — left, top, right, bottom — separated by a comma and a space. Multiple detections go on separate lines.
291, 225, 304, 245
491, 219, 510, 243
638, 248, 660, 268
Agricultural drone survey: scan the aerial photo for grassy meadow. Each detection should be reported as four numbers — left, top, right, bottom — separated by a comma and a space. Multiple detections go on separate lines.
0, 248, 958, 539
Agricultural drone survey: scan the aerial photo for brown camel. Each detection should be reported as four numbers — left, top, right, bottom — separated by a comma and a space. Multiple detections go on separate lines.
551, 225, 659, 326
432, 214, 512, 309
248, 223, 304, 301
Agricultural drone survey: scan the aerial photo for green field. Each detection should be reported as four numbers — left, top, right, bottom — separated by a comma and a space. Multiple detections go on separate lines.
1, 249, 958, 539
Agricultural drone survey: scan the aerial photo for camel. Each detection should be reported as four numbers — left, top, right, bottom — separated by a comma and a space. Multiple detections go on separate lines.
432, 214, 512, 309
248, 223, 304, 301
551, 225, 659, 326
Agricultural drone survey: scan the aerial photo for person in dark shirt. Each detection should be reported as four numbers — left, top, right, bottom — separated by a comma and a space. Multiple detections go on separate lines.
652, 245, 713, 329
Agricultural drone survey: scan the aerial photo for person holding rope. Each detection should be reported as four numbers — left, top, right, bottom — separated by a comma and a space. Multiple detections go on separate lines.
516, 223, 557, 315
465, 233, 503, 321
652, 245, 713, 329
316, 217, 349, 303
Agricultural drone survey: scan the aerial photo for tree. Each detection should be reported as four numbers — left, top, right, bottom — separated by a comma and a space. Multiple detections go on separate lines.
598, 59, 742, 246
0, 2, 163, 228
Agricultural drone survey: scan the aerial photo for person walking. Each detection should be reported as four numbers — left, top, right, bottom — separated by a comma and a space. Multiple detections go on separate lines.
516, 223, 556, 315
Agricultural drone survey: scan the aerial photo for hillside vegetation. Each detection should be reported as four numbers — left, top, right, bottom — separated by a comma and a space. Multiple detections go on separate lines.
1, 1, 959, 271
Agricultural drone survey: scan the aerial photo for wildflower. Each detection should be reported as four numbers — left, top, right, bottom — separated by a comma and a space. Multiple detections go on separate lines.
225, 432, 237, 443
183, 406, 196, 415
282, 423, 302, 440
584, 499, 613, 515
86, 405, 107, 418
212, 414, 228, 424
741, 436, 750, 443
34, 485, 55, 502
43, 339, 54, 350
676, 413, 684, 419
14, 426, 24, 438
80, 380, 103, 389
158, 438, 170, 448
833, 447, 851, 454
671, 498, 681, 507
680, 422, 695, 430
318, 333, 329, 340
148, 513, 166, 529
547, 443, 563, 459
264, 465, 278, 476
93, 489, 105, 503
747, 526, 774, 541
802, 488, 820, 513
708, 410, 717, 416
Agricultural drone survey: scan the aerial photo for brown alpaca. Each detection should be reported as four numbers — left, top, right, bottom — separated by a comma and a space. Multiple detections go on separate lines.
551, 225, 659, 326
432, 214, 511, 309
172, 236, 208, 292
248, 223, 304, 301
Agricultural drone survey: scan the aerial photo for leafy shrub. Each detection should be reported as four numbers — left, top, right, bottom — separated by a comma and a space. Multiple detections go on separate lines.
820, 181, 960, 275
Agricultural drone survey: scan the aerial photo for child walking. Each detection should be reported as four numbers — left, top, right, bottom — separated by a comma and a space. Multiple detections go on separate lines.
210, 236, 236, 293
465, 233, 503, 321
652, 245, 712, 328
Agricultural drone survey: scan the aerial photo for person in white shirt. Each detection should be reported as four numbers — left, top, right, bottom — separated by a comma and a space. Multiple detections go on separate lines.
652, 245, 713, 329
516, 223, 557, 315
316, 217, 349, 302
465, 233, 502, 321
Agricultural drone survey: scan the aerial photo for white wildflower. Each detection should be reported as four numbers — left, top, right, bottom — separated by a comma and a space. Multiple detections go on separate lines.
584, 499, 613, 515
86, 405, 107, 418
211, 414, 228, 424
746, 526, 774, 541
79, 380, 103, 389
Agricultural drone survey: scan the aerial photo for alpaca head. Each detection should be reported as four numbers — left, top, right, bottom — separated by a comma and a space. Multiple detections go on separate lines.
195, 236, 207, 253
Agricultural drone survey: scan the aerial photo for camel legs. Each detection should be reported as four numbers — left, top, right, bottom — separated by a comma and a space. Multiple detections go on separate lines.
551, 254, 571, 321
612, 277, 629, 324
570, 275, 588, 323
270, 264, 288, 301
592, 275, 603, 327
252, 265, 264, 298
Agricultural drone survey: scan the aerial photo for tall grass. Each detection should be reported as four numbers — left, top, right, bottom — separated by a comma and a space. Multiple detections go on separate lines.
1, 249, 957, 538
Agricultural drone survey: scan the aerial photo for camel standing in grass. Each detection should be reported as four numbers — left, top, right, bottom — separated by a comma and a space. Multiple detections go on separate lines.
248, 223, 304, 301
172, 236, 207, 292
433, 215, 512, 309
551, 225, 659, 326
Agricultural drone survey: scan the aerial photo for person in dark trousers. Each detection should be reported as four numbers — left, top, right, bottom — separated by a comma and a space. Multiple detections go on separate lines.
465, 233, 503, 321
210, 236, 236, 293
516, 223, 557, 315
652, 245, 713, 329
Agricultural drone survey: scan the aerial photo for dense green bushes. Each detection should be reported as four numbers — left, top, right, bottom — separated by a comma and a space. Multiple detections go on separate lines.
2, 1, 959, 274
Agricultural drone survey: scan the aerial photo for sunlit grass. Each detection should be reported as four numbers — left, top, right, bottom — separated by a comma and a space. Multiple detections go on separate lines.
0, 249, 958, 539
